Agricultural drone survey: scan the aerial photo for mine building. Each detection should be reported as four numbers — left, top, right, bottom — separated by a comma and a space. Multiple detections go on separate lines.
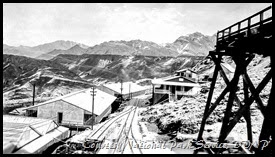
175, 68, 199, 82
23, 88, 117, 127
151, 69, 201, 104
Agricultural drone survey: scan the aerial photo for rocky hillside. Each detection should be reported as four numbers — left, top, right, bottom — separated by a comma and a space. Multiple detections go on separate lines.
3, 40, 89, 58
3, 54, 91, 106
3, 52, 204, 111
51, 54, 204, 83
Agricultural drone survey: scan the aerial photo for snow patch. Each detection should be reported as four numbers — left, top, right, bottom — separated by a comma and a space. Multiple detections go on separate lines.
68, 58, 89, 70
163, 58, 175, 66
97, 59, 111, 68
122, 56, 134, 67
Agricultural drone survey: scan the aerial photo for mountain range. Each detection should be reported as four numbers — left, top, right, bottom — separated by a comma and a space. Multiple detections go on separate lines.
3, 40, 89, 58
3, 32, 216, 59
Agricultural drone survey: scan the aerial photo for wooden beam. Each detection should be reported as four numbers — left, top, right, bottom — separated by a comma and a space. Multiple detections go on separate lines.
212, 54, 255, 143
205, 86, 230, 119
243, 74, 253, 143
256, 55, 273, 155
197, 54, 221, 140
218, 69, 272, 142
243, 72, 266, 115
218, 55, 243, 143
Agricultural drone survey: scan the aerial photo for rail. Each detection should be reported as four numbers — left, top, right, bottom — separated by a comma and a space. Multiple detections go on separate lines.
217, 6, 272, 44
86, 106, 134, 139
120, 99, 142, 154
112, 99, 142, 154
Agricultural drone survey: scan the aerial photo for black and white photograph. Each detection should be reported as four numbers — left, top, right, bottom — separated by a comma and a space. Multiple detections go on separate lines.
3, 3, 272, 155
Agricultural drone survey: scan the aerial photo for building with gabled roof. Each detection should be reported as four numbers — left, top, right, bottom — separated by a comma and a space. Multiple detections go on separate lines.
152, 74, 201, 104
23, 88, 117, 127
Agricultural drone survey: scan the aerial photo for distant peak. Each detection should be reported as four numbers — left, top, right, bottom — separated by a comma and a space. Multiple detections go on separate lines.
70, 44, 82, 49
187, 32, 204, 37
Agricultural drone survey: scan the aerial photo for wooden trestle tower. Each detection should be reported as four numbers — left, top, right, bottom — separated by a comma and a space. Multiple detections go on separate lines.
196, 6, 272, 154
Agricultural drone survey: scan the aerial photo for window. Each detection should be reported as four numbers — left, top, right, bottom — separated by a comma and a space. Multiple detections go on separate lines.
176, 86, 182, 91
184, 86, 192, 92
27, 110, 37, 117
84, 114, 93, 122
156, 85, 164, 89
166, 85, 169, 90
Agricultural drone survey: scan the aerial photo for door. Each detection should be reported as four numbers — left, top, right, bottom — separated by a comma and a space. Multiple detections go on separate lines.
171, 86, 176, 94
58, 112, 63, 124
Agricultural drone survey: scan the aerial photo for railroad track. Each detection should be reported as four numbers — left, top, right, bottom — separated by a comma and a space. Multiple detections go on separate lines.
112, 98, 142, 154
86, 106, 134, 141
126, 104, 142, 154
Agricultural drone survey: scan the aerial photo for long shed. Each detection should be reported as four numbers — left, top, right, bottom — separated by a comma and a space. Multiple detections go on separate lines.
23, 88, 117, 126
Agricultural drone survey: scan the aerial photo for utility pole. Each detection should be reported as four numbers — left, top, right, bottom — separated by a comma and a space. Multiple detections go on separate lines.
32, 83, 35, 106
152, 84, 155, 105
129, 83, 131, 99
90, 86, 97, 130
120, 79, 123, 101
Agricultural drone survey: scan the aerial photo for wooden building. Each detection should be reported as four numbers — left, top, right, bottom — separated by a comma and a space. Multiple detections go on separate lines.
23, 88, 117, 127
152, 69, 201, 104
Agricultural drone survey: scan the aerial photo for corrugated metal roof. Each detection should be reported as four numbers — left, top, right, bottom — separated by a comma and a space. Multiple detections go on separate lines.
62, 89, 116, 116
103, 82, 148, 95
24, 88, 117, 116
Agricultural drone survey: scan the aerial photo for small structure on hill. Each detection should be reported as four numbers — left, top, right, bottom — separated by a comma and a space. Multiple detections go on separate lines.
200, 62, 235, 82
23, 88, 117, 127
98, 81, 150, 99
175, 68, 199, 82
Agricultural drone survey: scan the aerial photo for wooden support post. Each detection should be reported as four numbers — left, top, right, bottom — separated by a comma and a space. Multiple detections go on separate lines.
257, 84, 272, 155
243, 73, 266, 115
218, 70, 272, 142
256, 55, 273, 155
205, 86, 230, 119
218, 56, 243, 144
152, 84, 155, 105
243, 73, 253, 143
197, 54, 221, 141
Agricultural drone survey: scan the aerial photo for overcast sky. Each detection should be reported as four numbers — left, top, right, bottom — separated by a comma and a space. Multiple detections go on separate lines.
3, 3, 272, 47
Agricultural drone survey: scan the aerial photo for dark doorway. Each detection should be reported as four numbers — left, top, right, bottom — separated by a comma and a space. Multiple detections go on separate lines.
171, 86, 176, 94
58, 112, 63, 124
